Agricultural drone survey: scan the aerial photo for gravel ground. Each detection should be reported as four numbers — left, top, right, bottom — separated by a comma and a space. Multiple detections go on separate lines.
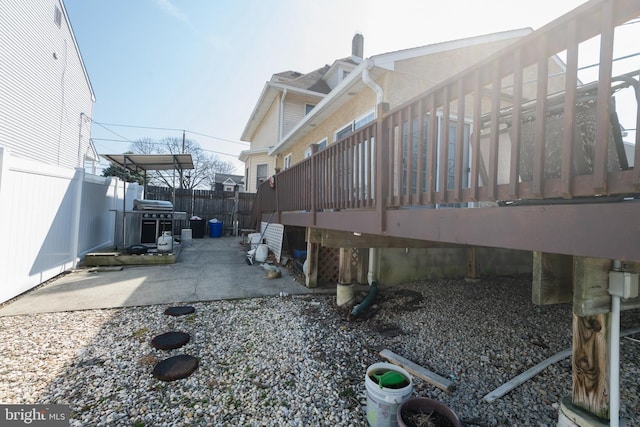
0, 275, 638, 426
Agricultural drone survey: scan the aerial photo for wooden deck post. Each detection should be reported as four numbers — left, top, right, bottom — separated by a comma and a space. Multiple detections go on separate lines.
338, 248, 353, 285
560, 257, 611, 424
355, 248, 369, 284
532, 252, 573, 305
305, 228, 321, 288
466, 247, 479, 281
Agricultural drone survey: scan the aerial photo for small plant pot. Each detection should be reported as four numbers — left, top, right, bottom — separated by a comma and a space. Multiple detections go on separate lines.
397, 397, 463, 427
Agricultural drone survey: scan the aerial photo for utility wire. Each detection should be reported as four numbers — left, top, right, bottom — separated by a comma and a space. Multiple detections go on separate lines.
94, 121, 249, 146
91, 138, 241, 158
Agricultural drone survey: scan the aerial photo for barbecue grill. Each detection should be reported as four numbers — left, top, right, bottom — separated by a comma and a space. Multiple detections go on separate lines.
132, 199, 187, 244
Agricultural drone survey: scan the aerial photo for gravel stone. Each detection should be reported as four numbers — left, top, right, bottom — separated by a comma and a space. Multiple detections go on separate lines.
0, 275, 638, 426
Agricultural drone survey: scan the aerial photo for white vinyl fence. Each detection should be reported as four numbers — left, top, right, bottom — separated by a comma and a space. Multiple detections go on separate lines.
0, 147, 142, 303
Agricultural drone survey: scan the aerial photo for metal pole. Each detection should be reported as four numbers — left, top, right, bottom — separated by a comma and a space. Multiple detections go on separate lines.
122, 156, 127, 249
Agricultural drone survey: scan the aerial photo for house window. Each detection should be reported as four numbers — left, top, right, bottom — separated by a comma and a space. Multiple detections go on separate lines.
256, 164, 268, 188
305, 104, 315, 115
54, 6, 62, 28
354, 111, 375, 130
335, 123, 353, 141
283, 153, 292, 170
335, 110, 375, 142
399, 114, 471, 196
305, 138, 327, 158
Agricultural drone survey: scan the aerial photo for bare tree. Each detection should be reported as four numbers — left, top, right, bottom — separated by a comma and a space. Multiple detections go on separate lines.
129, 136, 238, 189
129, 137, 206, 189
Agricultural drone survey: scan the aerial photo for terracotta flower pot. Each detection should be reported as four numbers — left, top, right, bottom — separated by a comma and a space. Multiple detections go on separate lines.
397, 397, 463, 427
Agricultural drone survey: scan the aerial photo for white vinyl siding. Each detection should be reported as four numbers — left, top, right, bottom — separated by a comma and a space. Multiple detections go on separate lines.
282, 93, 322, 138
0, 0, 94, 169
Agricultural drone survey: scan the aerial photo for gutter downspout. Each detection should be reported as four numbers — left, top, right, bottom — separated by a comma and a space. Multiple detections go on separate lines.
350, 247, 378, 318
363, 59, 383, 287
362, 59, 383, 106
352, 62, 385, 319
279, 89, 288, 142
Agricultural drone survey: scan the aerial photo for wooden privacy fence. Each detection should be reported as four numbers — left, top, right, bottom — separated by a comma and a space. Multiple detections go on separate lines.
144, 186, 256, 234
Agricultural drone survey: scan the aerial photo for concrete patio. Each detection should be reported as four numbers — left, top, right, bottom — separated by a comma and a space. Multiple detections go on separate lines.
0, 236, 332, 316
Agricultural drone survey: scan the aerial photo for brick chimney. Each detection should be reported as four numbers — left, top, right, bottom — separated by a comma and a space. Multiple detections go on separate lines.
352, 33, 364, 61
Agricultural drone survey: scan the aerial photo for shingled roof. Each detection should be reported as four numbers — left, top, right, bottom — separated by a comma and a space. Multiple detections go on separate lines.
272, 65, 331, 94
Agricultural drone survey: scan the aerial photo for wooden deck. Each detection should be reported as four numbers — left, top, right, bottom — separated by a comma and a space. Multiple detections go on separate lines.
251, 1, 640, 422
253, 0, 640, 263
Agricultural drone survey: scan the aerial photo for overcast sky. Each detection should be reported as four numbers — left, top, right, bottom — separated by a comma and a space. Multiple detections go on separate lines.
64, 0, 637, 174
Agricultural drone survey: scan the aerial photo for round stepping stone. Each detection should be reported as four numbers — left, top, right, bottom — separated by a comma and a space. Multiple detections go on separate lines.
152, 355, 199, 382
163, 306, 195, 316
151, 331, 190, 350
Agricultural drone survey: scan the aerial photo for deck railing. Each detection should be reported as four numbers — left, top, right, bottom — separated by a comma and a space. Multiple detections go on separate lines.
255, 0, 639, 223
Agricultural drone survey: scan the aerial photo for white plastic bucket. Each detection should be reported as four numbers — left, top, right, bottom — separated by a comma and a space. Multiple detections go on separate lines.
248, 233, 262, 249
365, 363, 413, 427
255, 244, 268, 262
180, 228, 192, 246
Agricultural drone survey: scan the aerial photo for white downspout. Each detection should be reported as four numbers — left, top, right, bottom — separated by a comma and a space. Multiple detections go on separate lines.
362, 60, 383, 105
609, 259, 623, 427
367, 248, 378, 285
608, 260, 639, 427
279, 89, 288, 141
363, 60, 383, 286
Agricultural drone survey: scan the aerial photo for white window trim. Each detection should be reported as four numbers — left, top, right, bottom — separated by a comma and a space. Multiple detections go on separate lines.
354, 110, 375, 130
283, 153, 292, 169
334, 122, 353, 142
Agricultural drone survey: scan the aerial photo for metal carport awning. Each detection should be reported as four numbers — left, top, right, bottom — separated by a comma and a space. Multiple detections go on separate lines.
101, 153, 194, 172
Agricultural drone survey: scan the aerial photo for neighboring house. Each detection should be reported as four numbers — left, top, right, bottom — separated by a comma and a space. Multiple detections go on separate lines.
213, 173, 244, 192
239, 30, 568, 192
0, 0, 97, 170
0, 0, 130, 305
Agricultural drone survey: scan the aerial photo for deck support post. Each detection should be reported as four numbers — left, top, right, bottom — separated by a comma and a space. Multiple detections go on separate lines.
465, 247, 479, 281
355, 248, 369, 285
558, 257, 610, 426
337, 247, 354, 306
305, 228, 321, 288
338, 247, 353, 284
532, 252, 573, 305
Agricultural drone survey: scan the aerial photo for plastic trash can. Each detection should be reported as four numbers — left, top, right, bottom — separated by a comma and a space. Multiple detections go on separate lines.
191, 219, 205, 238
209, 220, 223, 238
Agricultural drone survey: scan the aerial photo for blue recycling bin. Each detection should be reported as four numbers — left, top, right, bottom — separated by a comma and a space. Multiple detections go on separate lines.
209, 220, 223, 238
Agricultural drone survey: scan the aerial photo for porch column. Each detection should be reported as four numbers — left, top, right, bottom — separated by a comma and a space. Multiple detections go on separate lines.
531, 251, 573, 305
